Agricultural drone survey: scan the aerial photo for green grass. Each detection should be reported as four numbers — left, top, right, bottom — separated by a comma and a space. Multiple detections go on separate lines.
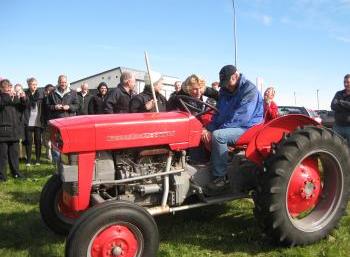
1, 162, 350, 257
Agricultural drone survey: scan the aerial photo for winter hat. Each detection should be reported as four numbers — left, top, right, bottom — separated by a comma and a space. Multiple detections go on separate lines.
144, 71, 163, 86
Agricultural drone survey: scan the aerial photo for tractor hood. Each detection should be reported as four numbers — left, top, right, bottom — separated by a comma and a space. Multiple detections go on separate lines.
49, 112, 203, 153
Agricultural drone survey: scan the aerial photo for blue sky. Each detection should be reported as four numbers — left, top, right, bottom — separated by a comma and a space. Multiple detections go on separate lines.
1, 0, 350, 110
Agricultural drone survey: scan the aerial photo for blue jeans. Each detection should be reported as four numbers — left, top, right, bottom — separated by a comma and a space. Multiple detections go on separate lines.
333, 124, 350, 146
211, 127, 246, 177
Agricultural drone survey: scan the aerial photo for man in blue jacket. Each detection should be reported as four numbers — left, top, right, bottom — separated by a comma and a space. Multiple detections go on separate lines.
202, 65, 263, 195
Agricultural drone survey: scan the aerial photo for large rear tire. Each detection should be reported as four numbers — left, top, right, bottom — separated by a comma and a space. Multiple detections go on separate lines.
65, 201, 159, 257
40, 174, 78, 235
254, 126, 350, 246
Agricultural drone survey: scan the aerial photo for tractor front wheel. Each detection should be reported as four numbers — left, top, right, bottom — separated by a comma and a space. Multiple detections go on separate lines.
40, 174, 78, 235
254, 126, 350, 246
65, 201, 159, 257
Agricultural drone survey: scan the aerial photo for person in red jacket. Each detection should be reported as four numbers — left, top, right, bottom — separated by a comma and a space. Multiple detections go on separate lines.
263, 87, 279, 122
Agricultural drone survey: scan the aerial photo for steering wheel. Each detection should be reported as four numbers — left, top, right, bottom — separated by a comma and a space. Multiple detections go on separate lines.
176, 95, 219, 117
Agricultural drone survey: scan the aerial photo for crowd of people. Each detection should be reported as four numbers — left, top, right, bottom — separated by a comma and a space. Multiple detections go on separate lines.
0, 65, 281, 188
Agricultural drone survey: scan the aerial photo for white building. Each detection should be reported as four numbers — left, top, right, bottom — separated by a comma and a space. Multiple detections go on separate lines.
70, 66, 180, 99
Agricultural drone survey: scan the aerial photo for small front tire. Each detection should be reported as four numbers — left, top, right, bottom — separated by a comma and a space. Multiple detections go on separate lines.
65, 201, 159, 257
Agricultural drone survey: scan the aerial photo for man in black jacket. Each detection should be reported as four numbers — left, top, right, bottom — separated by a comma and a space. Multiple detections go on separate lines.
47, 75, 79, 119
331, 74, 350, 145
130, 71, 167, 113
0, 79, 27, 181
104, 71, 136, 114
77, 82, 93, 115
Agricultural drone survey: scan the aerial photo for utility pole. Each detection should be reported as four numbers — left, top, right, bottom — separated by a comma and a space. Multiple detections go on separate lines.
316, 89, 320, 110
232, 0, 238, 67
294, 92, 297, 106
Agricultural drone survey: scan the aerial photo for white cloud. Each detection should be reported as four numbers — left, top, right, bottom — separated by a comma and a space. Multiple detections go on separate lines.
261, 15, 272, 26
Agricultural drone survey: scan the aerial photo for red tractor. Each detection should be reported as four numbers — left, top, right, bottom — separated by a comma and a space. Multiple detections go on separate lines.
40, 96, 350, 257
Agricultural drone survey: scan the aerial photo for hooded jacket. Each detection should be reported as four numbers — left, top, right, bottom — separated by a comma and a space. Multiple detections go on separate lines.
47, 87, 79, 119
0, 93, 27, 142
207, 74, 263, 131
129, 85, 167, 113
88, 93, 108, 114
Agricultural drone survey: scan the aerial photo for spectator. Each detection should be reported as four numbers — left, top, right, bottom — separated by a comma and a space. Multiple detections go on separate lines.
0, 79, 27, 181
47, 75, 78, 164
170, 81, 182, 98
331, 74, 350, 145
23, 77, 44, 166
42, 84, 55, 161
104, 71, 136, 114
263, 87, 279, 122
88, 82, 109, 114
211, 81, 220, 91
130, 71, 167, 113
206, 81, 220, 106
14, 84, 26, 160
202, 65, 263, 195
47, 75, 79, 119
77, 82, 92, 115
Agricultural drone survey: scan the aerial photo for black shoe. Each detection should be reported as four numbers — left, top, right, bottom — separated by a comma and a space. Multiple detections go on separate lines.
205, 176, 230, 196
13, 172, 26, 179
0, 177, 7, 182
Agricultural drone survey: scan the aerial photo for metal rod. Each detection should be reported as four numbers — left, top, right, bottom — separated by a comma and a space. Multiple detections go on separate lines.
161, 154, 172, 207
92, 169, 184, 185
232, 0, 238, 67
144, 51, 159, 112
148, 192, 250, 216
316, 89, 320, 110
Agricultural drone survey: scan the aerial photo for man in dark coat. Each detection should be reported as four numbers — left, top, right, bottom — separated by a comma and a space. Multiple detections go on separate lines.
331, 74, 350, 145
104, 71, 136, 114
47, 75, 79, 119
0, 79, 27, 181
130, 71, 167, 113
88, 82, 109, 114
77, 82, 93, 115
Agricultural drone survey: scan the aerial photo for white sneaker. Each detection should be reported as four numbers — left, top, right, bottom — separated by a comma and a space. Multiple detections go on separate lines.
35, 162, 40, 166
25, 163, 31, 167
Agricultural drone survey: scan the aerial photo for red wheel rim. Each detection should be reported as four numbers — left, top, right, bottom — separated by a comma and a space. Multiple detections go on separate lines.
91, 225, 139, 257
57, 192, 80, 219
287, 157, 322, 218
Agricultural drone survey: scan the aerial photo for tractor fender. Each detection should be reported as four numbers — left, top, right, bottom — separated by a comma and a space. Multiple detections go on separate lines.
244, 115, 319, 166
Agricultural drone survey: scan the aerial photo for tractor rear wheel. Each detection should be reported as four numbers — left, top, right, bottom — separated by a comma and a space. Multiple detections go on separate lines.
254, 126, 350, 246
65, 201, 159, 257
40, 174, 78, 235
